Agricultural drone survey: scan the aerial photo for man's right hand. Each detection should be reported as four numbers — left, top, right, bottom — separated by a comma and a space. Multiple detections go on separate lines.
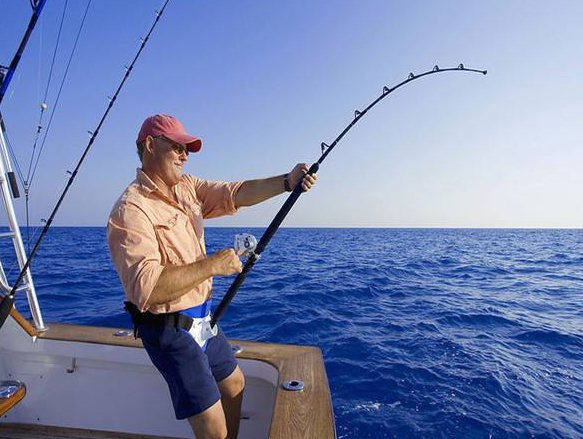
210, 248, 243, 276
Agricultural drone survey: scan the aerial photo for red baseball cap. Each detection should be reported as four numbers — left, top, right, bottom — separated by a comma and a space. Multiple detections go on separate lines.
136, 114, 202, 153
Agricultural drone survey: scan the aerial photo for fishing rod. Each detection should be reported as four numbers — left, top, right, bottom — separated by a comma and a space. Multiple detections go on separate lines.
0, 0, 48, 106
0, 0, 172, 331
210, 64, 487, 329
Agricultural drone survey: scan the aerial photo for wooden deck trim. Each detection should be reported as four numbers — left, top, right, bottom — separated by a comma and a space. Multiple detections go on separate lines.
9, 308, 38, 338
33, 322, 336, 439
37, 322, 143, 348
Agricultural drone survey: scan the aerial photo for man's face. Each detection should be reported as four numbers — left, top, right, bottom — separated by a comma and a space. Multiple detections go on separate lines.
149, 135, 189, 187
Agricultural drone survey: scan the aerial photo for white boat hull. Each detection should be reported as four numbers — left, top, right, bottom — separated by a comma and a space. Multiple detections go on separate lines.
0, 310, 335, 439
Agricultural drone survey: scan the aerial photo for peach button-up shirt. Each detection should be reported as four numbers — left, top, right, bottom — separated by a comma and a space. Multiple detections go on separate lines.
107, 169, 243, 314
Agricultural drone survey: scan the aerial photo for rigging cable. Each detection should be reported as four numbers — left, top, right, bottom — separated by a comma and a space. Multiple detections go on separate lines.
0, 0, 64, 191
0, 121, 26, 187
27, 0, 70, 183
0, 0, 173, 330
210, 64, 488, 329
25, 0, 90, 252
36, 5, 42, 109
28, 0, 89, 188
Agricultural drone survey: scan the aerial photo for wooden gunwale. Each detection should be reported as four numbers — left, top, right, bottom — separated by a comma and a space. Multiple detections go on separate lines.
3, 308, 336, 439
8, 308, 37, 337
0, 382, 26, 417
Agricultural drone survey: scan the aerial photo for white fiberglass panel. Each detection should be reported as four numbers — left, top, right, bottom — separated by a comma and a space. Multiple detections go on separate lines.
0, 319, 277, 439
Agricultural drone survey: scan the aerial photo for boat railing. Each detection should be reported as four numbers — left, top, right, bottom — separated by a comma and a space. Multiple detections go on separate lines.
0, 121, 47, 331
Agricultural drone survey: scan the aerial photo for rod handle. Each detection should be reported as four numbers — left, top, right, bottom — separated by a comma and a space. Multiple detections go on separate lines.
308, 162, 319, 175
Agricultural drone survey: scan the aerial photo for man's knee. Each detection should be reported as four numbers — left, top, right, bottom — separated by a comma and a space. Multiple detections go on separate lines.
219, 366, 245, 399
231, 366, 245, 393
195, 425, 227, 439
187, 400, 227, 439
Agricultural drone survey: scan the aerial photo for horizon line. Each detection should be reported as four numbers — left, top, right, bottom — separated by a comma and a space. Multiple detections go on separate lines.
1, 225, 582, 230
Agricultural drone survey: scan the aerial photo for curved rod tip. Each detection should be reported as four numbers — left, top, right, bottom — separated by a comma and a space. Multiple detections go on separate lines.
482, 70, 488, 75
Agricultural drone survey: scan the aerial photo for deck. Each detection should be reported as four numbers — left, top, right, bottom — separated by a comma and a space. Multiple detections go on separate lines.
0, 308, 336, 439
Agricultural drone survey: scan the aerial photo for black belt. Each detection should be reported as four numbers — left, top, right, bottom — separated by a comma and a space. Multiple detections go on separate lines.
124, 301, 193, 338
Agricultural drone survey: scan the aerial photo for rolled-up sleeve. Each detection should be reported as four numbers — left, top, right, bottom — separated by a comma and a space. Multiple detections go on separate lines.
107, 204, 165, 312
190, 176, 244, 219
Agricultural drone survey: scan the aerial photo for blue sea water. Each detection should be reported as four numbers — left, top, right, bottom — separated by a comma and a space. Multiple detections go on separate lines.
2, 227, 582, 439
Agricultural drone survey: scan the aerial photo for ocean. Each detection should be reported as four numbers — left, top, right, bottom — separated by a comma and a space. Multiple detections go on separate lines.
3, 227, 582, 439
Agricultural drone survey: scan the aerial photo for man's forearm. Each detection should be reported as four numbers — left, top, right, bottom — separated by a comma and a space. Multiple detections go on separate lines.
147, 259, 215, 307
234, 175, 286, 207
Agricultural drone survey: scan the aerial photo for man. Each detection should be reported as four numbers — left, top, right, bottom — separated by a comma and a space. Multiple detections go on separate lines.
107, 114, 316, 439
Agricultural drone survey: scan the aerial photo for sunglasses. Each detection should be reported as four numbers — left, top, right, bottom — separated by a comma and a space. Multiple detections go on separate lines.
155, 135, 189, 156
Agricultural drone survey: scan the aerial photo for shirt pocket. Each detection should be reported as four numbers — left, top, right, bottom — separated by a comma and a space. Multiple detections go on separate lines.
189, 203, 204, 241
180, 195, 204, 241
153, 213, 186, 265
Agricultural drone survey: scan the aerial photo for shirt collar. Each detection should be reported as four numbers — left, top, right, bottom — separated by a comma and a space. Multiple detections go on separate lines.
136, 168, 160, 194
135, 168, 188, 213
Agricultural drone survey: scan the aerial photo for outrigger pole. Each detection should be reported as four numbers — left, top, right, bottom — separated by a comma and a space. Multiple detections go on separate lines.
0, 0, 48, 329
0, 0, 172, 331
211, 64, 487, 328
0, 0, 48, 106
0, 0, 49, 198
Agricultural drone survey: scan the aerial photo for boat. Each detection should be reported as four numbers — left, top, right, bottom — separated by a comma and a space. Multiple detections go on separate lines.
0, 306, 335, 438
0, 2, 336, 438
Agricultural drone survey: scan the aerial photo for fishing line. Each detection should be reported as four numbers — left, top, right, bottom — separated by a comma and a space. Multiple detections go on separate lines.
36, 8, 42, 108
0, 120, 26, 187
210, 64, 487, 328
28, 0, 92, 188
0, 0, 173, 330
26, 0, 70, 184
42, 0, 69, 107
25, 0, 92, 252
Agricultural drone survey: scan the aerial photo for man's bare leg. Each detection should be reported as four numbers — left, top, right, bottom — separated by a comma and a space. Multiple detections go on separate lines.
188, 400, 227, 439
218, 366, 245, 439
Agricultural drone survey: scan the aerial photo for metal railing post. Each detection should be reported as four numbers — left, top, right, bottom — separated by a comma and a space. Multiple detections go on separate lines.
0, 125, 47, 331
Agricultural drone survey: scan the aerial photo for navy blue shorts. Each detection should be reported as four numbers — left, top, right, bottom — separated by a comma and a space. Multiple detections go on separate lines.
139, 323, 238, 419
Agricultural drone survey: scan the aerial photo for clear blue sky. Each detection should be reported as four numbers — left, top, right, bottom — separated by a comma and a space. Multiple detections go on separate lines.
1, 0, 581, 228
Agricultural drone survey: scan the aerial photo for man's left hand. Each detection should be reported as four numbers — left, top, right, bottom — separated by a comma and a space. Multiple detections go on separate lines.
288, 163, 318, 192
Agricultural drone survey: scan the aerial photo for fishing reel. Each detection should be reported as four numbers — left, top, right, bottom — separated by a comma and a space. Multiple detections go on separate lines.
197, 234, 257, 344
234, 233, 258, 257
